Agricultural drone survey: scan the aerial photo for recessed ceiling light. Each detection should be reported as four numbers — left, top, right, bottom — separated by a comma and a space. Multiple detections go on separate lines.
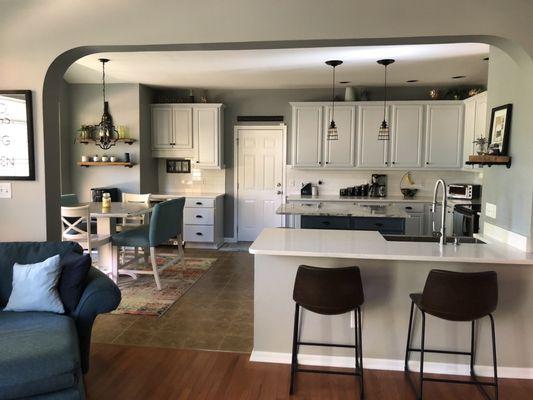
406, 79, 419, 83
483, 57, 489, 61
452, 75, 466, 79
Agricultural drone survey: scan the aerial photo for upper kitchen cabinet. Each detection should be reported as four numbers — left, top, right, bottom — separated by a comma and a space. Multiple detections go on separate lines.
194, 105, 224, 168
424, 103, 464, 169
462, 92, 487, 168
323, 105, 356, 168
151, 103, 224, 168
357, 105, 388, 168
390, 104, 424, 168
291, 104, 323, 167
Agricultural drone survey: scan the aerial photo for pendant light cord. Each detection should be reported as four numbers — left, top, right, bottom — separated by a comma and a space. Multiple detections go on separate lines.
102, 61, 106, 105
331, 65, 336, 123
383, 64, 387, 121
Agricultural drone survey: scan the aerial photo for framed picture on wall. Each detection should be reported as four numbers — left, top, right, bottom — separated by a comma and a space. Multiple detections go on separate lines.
488, 103, 512, 156
0, 90, 35, 180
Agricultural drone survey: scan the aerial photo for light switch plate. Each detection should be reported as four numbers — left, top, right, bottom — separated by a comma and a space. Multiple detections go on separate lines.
0, 182, 12, 199
485, 202, 497, 219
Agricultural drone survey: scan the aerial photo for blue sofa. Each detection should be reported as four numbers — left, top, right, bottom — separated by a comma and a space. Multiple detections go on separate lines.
0, 242, 121, 399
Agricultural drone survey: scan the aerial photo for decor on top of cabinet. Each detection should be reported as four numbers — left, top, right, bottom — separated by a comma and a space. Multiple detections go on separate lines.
325, 60, 343, 140
377, 59, 395, 141
488, 104, 512, 156
429, 89, 441, 100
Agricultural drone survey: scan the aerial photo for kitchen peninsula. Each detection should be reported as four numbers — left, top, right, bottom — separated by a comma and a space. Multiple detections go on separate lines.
249, 228, 533, 377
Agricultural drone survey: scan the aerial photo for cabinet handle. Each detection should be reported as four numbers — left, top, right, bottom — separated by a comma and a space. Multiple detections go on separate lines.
321, 221, 331, 225
375, 223, 384, 227
196, 161, 200, 164
196, 232, 203, 236
196, 215, 203, 218
405, 206, 413, 210
195, 202, 203, 205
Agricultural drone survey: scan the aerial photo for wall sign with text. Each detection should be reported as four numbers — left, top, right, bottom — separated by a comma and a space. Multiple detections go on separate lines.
0, 91, 35, 180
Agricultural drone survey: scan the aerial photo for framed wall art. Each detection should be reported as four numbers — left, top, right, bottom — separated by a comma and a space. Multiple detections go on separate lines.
0, 90, 35, 180
488, 103, 512, 156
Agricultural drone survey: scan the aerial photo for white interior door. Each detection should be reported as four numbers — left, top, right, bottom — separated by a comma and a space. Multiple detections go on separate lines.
237, 126, 285, 241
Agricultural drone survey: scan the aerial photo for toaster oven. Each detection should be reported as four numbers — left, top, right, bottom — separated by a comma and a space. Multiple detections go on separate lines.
447, 184, 481, 200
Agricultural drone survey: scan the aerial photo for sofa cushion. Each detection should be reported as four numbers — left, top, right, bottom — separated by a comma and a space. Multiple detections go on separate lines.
0, 242, 82, 308
0, 311, 81, 399
4, 255, 65, 314
59, 252, 91, 314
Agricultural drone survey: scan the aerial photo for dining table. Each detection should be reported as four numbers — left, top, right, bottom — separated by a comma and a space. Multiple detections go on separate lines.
88, 201, 153, 282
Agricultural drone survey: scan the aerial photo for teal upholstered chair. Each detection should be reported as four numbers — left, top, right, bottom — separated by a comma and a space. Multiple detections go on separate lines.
111, 198, 185, 290
60, 193, 79, 206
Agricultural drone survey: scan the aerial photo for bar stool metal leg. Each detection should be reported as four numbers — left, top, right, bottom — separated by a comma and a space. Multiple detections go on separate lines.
490, 314, 499, 400
289, 304, 300, 395
404, 300, 415, 371
357, 306, 365, 399
470, 320, 476, 376
419, 311, 426, 400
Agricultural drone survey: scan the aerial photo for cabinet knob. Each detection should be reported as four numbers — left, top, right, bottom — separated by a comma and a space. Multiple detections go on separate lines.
392, 161, 396, 165
325, 161, 329, 164
196, 161, 199, 164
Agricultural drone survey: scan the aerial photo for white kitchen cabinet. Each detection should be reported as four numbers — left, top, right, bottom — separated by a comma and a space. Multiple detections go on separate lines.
194, 105, 223, 168
323, 105, 356, 168
291, 105, 323, 167
151, 105, 174, 150
424, 104, 464, 169
151, 104, 224, 167
463, 92, 487, 168
357, 105, 388, 168
390, 104, 424, 168
183, 195, 224, 249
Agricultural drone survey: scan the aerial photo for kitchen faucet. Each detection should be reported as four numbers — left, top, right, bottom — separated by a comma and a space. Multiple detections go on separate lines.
432, 179, 447, 245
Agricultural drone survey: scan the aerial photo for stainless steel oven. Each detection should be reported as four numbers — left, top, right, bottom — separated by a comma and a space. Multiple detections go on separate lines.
453, 204, 481, 237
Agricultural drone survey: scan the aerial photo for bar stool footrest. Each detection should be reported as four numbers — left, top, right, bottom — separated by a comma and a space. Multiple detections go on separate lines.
298, 368, 361, 377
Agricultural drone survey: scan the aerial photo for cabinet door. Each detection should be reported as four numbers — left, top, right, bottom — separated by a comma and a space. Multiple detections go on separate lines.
151, 106, 173, 150
405, 213, 424, 235
292, 106, 323, 167
474, 92, 487, 140
323, 105, 356, 168
425, 104, 463, 168
195, 107, 219, 167
172, 106, 193, 149
390, 104, 424, 168
357, 105, 389, 167
463, 99, 476, 167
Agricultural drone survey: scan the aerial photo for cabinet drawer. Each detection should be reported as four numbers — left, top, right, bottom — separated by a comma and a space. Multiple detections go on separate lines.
185, 198, 215, 208
352, 217, 405, 234
398, 203, 425, 213
184, 207, 214, 225
184, 225, 214, 242
301, 216, 351, 230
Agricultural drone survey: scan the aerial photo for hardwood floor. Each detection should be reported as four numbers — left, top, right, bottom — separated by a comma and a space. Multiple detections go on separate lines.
85, 343, 532, 400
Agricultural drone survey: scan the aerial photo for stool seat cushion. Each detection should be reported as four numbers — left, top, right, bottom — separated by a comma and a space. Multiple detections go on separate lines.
111, 225, 150, 248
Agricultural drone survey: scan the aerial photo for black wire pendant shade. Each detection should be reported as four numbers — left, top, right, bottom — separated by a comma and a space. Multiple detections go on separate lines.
94, 58, 119, 150
377, 58, 395, 141
325, 60, 343, 141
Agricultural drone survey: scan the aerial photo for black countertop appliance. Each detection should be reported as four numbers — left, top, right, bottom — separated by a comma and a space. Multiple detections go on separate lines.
301, 183, 313, 196
91, 187, 120, 202
369, 174, 387, 197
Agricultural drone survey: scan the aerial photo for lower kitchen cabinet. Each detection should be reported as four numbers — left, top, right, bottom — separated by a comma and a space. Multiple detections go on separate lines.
183, 195, 224, 249
300, 215, 405, 234
301, 216, 351, 230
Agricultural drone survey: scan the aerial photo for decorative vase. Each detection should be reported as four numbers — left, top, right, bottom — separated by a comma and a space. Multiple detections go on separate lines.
344, 87, 355, 101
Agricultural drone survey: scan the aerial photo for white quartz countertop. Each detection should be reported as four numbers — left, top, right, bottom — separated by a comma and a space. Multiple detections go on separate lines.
150, 192, 224, 200
276, 202, 409, 218
249, 228, 533, 265
287, 194, 434, 203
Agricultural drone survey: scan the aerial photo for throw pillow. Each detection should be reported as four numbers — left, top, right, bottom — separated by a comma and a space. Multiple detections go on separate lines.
4, 254, 65, 313
58, 251, 91, 313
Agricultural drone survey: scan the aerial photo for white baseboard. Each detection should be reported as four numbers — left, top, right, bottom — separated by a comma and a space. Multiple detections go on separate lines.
250, 350, 533, 380
224, 237, 238, 243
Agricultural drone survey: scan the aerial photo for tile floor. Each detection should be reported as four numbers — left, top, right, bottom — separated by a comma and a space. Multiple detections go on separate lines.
92, 247, 254, 352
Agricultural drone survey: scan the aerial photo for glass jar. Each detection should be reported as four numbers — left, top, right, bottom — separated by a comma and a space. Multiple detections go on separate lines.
102, 192, 111, 209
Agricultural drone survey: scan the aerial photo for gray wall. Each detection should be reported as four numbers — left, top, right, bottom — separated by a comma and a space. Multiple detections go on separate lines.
67, 83, 141, 201
139, 84, 159, 193
59, 79, 71, 193
481, 47, 533, 244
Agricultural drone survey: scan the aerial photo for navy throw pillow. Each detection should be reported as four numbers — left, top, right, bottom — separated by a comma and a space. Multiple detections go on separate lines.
59, 252, 91, 313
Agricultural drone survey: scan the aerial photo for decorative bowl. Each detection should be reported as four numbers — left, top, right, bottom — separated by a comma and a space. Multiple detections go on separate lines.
401, 188, 418, 198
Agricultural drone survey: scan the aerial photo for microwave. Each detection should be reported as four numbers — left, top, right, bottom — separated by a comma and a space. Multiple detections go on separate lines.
447, 184, 481, 200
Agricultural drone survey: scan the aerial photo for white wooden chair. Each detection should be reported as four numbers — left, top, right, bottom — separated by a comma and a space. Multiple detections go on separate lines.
118, 192, 151, 231
61, 205, 109, 253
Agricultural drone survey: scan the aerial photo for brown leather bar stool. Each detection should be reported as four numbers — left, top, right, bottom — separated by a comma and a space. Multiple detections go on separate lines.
404, 269, 498, 400
290, 265, 365, 398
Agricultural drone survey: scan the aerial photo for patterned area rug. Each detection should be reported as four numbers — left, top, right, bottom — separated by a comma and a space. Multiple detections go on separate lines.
111, 253, 216, 316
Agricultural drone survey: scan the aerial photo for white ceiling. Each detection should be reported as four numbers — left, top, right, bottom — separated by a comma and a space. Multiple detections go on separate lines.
64, 43, 489, 89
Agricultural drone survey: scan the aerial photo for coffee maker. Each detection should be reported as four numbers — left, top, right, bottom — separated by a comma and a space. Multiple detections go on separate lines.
369, 174, 387, 197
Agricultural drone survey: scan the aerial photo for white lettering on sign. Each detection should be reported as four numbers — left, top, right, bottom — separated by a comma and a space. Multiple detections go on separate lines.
0, 94, 30, 178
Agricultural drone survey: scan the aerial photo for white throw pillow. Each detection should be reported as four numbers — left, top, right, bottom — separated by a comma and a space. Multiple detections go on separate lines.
4, 254, 65, 313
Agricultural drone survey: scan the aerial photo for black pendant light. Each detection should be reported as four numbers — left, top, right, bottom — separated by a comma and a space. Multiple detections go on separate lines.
94, 58, 118, 150
325, 60, 343, 140
377, 59, 395, 141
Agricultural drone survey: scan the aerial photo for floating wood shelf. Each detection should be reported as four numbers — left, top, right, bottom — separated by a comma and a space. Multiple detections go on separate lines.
78, 161, 135, 168
76, 138, 136, 145
466, 155, 512, 168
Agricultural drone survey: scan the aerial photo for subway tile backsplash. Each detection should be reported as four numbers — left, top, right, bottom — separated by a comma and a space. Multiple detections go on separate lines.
286, 167, 483, 197
158, 160, 226, 193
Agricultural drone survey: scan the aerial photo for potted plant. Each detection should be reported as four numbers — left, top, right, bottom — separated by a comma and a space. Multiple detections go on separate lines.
473, 137, 488, 155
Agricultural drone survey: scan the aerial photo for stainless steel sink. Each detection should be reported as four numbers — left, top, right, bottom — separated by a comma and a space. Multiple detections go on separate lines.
382, 235, 486, 244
